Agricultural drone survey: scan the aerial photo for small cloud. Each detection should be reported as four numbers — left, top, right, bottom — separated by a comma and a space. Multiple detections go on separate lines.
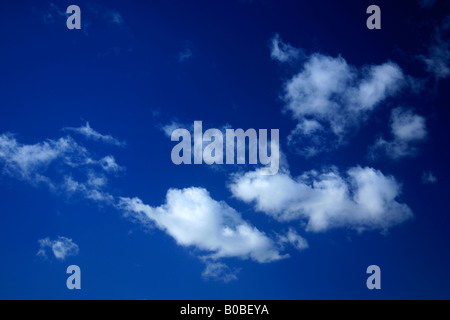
37, 236, 79, 260
270, 34, 303, 63
100, 155, 123, 173
159, 120, 186, 138
370, 108, 427, 160
64, 122, 126, 147
277, 228, 308, 251
201, 260, 239, 283
178, 47, 193, 63
422, 171, 438, 184
104, 10, 125, 26
178, 41, 194, 63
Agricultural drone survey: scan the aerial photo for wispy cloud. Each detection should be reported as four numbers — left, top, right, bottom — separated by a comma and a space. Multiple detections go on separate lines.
178, 45, 193, 63
64, 122, 126, 147
0, 125, 122, 203
159, 120, 187, 138
201, 260, 239, 283
0, 134, 87, 186
104, 10, 125, 26
37, 236, 79, 260
270, 34, 304, 63
422, 171, 438, 184
42, 3, 66, 24
419, 17, 450, 80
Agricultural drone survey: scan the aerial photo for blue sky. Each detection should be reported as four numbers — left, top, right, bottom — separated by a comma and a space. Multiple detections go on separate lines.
0, 0, 450, 299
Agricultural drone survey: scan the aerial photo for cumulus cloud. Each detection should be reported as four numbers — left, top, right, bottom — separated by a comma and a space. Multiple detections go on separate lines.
270, 34, 303, 63
370, 108, 427, 159
64, 122, 125, 147
229, 167, 413, 233
37, 236, 79, 260
277, 48, 405, 155
118, 187, 286, 263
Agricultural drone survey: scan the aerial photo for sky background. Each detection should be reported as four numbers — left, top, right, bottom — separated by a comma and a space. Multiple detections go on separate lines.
0, 0, 450, 299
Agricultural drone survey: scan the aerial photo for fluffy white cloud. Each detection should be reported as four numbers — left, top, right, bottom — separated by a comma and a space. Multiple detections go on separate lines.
370, 108, 427, 159
279, 50, 405, 155
64, 122, 125, 147
37, 236, 79, 260
118, 187, 286, 263
229, 167, 413, 233
270, 34, 303, 63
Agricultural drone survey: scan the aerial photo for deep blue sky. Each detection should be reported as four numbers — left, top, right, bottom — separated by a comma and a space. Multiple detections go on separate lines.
0, 0, 449, 299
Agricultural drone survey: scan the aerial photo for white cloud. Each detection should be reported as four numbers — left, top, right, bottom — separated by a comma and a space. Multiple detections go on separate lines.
229, 167, 413, 233
422, 171, 438, 184
0, 134, 86, 184
63, 175, 114, 203
37, 236, 79, 260
370, 108, 427, 159
100, 155, 123, 173
160, 120, 186, 138
0, 130, 120, 203
118, 187, 286, 263
270, 34, 303, 63
280, 51, 405, 155
64, 122, 125, 147
277, 228, 308, 251
201, 260, 239, 283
